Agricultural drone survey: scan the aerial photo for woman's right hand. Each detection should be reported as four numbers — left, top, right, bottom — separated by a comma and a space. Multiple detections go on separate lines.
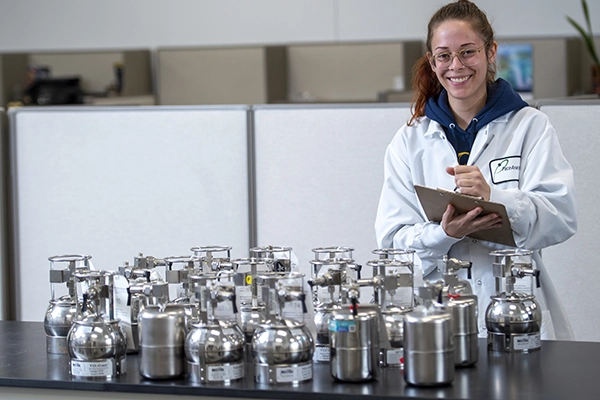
441, 204, 503, 238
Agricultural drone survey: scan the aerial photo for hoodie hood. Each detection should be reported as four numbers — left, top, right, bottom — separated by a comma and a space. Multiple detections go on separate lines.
425, 78, 529, 164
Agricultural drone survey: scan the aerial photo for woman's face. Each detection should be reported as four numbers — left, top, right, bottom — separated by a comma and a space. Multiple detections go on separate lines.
429, 19, 496, 108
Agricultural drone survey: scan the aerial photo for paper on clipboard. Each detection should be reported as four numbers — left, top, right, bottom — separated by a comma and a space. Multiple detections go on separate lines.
414, 184, 516, 247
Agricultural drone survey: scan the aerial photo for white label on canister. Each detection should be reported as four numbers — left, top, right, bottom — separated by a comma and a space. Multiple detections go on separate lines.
276, 363, 312, 383
113, 278, 130, 323
386, 348, 404, 365
71, 359, 114, 377
514, 276, 533, 295
314, 345, 330, 362
207, 362, 244, 381
269, 289, 278, 315
214, 300, 233, 318
236, 286, 252, 303
513, 333, 541, 350
317, 286, 330, 299
282, 300, 303, 321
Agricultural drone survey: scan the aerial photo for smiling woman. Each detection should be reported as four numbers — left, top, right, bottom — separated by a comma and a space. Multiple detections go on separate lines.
375, 0, 577, 342
428, 19, 495, 128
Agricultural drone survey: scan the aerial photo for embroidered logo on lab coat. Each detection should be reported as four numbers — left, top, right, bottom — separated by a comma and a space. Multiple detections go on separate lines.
490, 156, 520, 184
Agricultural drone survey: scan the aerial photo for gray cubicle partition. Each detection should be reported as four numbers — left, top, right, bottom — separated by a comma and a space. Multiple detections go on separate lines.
8, 106, 252, 321
0, 108, 7, 320
538, 99, 600, 342
252, 103, 412, 285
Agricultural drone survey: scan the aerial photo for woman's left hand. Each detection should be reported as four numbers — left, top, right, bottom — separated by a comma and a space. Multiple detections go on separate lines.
446, 165, 491, 200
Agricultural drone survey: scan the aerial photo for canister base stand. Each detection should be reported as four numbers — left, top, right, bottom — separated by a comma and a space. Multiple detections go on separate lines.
254, 360, 313, 385
69, 356, 126, 380
186, 360, 245, 384
488, 331, 541, 353
46, 335, 69, 355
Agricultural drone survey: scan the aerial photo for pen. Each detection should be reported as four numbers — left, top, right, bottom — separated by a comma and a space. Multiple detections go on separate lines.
453, 187, 484, 200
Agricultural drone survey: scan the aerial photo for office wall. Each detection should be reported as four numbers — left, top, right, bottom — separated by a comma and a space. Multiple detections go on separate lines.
8, 106, 252, 321
253, 103, 412, 282
287, 42, 422, 102
0, 108, 6, 320
156, 42, 421, 105
538, 100, 600, 343
156, 46, 276, 105
0, 0, 597, 52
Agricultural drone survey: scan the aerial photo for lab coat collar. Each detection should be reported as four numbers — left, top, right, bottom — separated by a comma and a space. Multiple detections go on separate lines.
422, 111, 509, 139
421, 114, 511, 166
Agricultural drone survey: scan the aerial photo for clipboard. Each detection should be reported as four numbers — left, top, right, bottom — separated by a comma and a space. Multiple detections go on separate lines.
414, 184, 516, 247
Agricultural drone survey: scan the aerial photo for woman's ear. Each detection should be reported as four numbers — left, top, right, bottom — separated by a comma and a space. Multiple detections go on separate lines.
487, 41, 498, 63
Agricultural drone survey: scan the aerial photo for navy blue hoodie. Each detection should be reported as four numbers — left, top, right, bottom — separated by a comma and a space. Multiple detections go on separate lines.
425, 78, 529, 165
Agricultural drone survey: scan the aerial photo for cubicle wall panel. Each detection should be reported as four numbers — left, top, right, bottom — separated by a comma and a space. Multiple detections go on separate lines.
157, 47, 268, 105
253, 104, 411, 285
0, 108, 7, 320
287, 43, 405, 102
539, 101, 600, 342
9, 106, 251, 321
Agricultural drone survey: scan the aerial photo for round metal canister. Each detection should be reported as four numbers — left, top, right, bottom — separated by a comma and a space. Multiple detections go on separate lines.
329, 308, 380, 382
239, 304, 266, 362
252, 319, 314, 385
486, 292, 542, 353
138, 304, 187, 379
403, 306, 454, 386
239, 305, 267, 344
68, 316, 127, 380
44, 297, 78, 354
382, 308, 410, 368
185, 320, 246, 384
445, 294, 478, 366
313, 304, 341, 363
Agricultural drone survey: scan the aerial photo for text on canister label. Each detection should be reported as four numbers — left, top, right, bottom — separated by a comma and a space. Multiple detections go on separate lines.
71, 359, 114, 377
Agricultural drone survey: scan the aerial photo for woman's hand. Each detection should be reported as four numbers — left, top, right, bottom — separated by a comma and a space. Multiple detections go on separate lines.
446, 165, 491, 201
441, 204, 503, 239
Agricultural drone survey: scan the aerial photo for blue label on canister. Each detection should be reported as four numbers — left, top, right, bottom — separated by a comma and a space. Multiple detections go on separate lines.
329, 319, 356, 332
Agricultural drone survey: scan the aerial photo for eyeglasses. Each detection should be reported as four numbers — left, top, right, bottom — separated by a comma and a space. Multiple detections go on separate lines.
430, 43, 487, 70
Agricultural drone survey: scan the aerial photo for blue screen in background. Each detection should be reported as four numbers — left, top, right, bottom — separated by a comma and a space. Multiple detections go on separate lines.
497, 43, 534, 94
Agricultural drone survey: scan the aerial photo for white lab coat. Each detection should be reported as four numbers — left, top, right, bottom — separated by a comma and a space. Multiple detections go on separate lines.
375, 107, 577, 340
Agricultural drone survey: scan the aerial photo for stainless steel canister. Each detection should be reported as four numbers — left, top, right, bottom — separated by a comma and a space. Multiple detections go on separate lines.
329, 307, 380, 382
313, 304, 341, 363
403, 305, 454, 386
68, 316, 127, 380
44, 296, 78, 354
185, 320, 246, 384
382, 307, 410, 368
138, 304, 187, 379
445, 294, 478, 366
486, 292, 542, 353
239, 305, 267, 343
252, 319, 314, 385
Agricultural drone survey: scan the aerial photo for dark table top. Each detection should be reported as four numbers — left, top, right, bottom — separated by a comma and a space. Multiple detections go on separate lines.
0, 320, 598, 400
